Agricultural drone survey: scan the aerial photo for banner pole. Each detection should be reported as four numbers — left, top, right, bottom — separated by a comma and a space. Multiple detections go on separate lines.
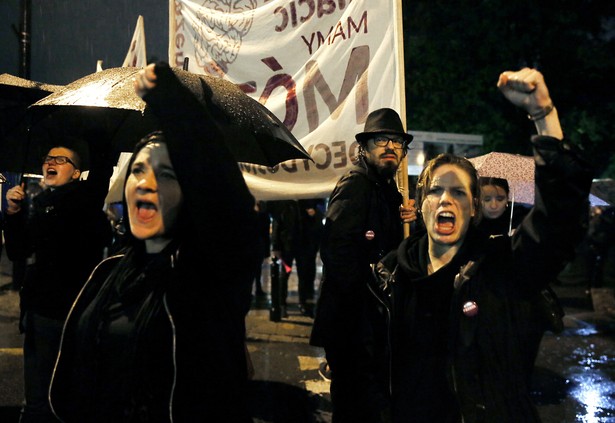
394, 0, 410, 238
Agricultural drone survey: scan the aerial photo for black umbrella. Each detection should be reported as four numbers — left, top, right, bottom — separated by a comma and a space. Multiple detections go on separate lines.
0, 73, 63, 107
591, 179, 615, 205
26, 67, 310, 170
0, 74, 63, 173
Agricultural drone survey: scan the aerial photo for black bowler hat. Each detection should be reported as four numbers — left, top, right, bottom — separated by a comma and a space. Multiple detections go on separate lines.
355, 108, 413, 145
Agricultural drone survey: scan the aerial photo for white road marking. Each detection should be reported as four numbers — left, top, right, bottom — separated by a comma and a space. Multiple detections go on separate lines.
297, 355, 322, 371
304, 379, 330, 394
0, 348, 23, 356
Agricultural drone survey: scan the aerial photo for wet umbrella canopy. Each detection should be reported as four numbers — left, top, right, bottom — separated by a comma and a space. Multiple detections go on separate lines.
469, 152, 535, 205
172, 68, 310, 167
470, 152, 609, 207
0, 74, 63, 107
591, 179, 615, 205
0, 74, 64, 173
26, 67, 310, 171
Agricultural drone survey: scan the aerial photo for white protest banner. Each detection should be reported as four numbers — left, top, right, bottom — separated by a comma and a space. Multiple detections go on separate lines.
169, 0, 405, 200
103, 16, 148, 201
123, 15, 148, 68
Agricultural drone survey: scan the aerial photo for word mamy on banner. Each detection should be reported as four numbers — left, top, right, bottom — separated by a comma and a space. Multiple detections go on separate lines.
172, 0, 368, 133
169, 0, 403, 200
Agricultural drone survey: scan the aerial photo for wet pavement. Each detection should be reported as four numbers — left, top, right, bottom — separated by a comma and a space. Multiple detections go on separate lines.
1, 253, 614, 422
244, 260, 615, 422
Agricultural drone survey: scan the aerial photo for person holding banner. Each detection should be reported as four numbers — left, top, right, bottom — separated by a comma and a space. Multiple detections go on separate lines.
370, 68, 593, 422
49, 63, 259, 422
310, 108, 416, 422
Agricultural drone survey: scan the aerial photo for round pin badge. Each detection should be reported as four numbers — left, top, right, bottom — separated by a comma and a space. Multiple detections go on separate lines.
462, 301, 479, 317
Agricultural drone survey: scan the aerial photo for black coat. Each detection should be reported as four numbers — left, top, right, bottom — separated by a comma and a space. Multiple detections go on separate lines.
311, 159, 403, 348
4, 153, 111, 320
476, 203, 529, 237
49, 63, 259, 422
373, 136, 593, 422
269, 199, 324, 255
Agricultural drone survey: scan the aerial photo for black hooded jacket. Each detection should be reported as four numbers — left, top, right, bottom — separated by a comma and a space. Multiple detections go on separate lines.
4, 150, 112, 321
311, 157, 403, 348
49, 63, 259, 423
372, 136, 592, 422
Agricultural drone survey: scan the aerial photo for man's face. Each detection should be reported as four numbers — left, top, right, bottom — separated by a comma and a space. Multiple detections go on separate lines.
124, 142, 183, 252
362, 135, 405, 177
42, 147, 80, 188
421, 164, 476, 250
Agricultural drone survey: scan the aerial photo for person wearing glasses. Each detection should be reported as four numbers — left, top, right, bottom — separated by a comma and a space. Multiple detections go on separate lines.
310, 108, 417, 422
4, 140, 112, 423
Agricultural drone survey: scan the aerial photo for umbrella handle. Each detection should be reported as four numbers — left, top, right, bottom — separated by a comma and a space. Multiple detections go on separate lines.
508, 191, 515, 236
19, 117, 33, 181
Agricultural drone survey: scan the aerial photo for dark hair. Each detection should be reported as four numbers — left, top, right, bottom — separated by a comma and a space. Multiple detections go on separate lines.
47, 144, 83, 170
416, 153, 481, 223
120, 131, 174, 247
479, 177, 510, 195
47, 132, 95, 170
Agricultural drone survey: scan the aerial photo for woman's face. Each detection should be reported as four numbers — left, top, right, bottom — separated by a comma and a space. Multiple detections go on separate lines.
421, 164, 476, 250
481, 185, 508, 219
125, 142, 183, 253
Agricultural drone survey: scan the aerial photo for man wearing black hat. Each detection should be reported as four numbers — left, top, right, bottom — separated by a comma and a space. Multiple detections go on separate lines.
310, 108, 416, 422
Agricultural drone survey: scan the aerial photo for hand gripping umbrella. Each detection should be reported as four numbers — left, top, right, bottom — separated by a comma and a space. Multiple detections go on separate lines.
26, 67, 310, 171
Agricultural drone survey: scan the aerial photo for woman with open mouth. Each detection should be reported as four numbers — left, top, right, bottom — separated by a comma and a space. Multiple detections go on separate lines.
369, 68, 594, 422
49, 62, 259, 422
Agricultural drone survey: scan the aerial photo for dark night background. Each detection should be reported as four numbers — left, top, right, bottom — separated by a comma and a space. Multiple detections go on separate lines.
1, 0, 614, 177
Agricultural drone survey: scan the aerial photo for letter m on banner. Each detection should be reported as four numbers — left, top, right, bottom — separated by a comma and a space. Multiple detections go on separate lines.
169, 0, 406, 201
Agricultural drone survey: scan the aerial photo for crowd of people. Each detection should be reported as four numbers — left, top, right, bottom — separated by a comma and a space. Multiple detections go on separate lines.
0, 63, 600, 422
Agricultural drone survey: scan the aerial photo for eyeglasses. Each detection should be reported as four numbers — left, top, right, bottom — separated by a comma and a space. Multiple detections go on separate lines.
372, 136, 407, 149
43, 155, 77, 167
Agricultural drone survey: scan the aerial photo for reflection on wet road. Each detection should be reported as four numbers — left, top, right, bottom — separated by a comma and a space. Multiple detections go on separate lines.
568, 330, 615, 422
533, 301, 615, 422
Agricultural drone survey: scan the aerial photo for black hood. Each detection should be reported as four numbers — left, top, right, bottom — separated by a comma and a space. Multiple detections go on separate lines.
396, 226, 483, 281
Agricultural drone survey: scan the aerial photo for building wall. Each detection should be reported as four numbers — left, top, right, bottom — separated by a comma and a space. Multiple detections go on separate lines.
1, 0, 168, 85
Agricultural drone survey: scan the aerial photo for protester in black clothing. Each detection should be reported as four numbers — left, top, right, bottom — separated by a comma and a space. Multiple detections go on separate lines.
49, 63, 258, 422
270, 198, 324, 316
4, 139, 112, 423
0, 172, 5, 266
478, 176, 529, 236
0, 207, 3, 270
270, 199, 299, 316
587, 205, 615, 317
296, 198, 325, 316
371, 68, 592, 422
310, 108, 416, 422
478, 175, 559, 387
588, 205, 615, 289
252, 200, 270, 297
